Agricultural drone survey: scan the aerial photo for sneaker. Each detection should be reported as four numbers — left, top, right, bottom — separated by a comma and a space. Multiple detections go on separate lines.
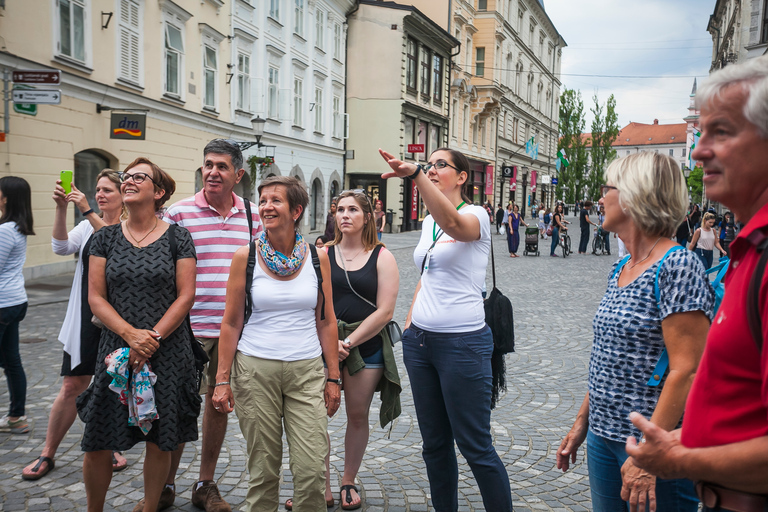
192, 481, 231, 512
0, 415, 29, 434
132, 485, 176, 512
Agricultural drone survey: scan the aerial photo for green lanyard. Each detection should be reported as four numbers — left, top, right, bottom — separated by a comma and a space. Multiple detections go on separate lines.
432, 201, 466, 241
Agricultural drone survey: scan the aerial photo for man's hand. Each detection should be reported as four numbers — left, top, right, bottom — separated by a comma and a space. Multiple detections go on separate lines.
620, 457, 657, 512
625, 412, 688, 480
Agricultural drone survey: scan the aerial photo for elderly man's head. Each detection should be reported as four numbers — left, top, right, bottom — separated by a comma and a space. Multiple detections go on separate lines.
693, 56, 768, 220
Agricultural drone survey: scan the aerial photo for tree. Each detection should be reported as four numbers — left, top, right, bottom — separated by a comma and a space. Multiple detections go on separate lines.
587, 93, 620, 200
557, 89, 589, 203
686, 166, 704, 204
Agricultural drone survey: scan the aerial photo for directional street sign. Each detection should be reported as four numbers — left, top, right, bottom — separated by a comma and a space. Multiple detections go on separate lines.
12, 89, 62, 105
12, 70, 61, 84
551, 177, 558, 185
12, 84, 37, 116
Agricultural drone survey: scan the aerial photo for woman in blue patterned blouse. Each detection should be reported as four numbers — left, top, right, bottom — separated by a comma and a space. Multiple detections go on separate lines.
555, 152, 715, 512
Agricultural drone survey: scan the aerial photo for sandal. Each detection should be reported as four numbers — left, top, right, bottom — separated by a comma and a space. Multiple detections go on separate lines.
112, 451, 128, 472
284, 496, 335, 510
340, 485, 362, 510
22, 456, 55, 481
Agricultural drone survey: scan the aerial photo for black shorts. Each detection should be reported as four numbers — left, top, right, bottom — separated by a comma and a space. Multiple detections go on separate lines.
60, 322, 102, 377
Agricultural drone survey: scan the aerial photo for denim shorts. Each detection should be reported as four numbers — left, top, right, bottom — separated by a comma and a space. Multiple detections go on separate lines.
361, 347, 384, 369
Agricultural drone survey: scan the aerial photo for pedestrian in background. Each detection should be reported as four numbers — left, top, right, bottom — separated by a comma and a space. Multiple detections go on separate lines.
22, 170, 127, 481
374, 199, 386, 241
550, 203, 568, 257
688, 212, 724, 269
543, 207, 552, 240
0, 176, 34, 435
718, 211, 736, 258
578, 200, 597, 254
495, 204, 504, 234
557, 151, 713, 512
379, 146, 514, 512
508, 204, 528, 257
597, 204, 610, 255
324, 197, 338, 241
80, 158, 199, 512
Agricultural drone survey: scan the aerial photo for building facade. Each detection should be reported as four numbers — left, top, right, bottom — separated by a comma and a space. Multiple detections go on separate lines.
345, 0, 457, 232
0, 0, 352, 276
707, 0, 768, 71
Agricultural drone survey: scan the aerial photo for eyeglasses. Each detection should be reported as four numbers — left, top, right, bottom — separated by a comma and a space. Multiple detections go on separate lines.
120, 172, 156, 185
601, 185, 618, 198
423, 160, 459, 173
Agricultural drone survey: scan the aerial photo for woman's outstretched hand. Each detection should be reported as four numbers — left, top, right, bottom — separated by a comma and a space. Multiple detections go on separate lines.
379, 149, 418, 179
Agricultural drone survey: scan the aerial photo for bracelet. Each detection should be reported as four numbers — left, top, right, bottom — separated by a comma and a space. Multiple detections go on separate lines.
408, 164, 423, 180
82, 208, 95, 216
214, 381, 230, 387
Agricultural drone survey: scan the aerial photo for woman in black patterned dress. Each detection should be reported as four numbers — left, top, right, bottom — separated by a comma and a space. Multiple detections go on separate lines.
78, 157, 198, 512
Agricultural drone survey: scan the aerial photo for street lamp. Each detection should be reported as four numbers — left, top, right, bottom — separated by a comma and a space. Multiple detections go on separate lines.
251, 116, 266, 146
229, 116, 275, 156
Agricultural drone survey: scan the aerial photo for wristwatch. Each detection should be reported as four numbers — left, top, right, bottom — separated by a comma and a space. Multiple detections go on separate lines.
408, 164, 423, 180
327, 377, 342, 385
342, 337, 352, 348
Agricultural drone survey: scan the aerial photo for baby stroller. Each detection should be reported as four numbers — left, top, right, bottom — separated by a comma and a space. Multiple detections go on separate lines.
524, 227, 540, 256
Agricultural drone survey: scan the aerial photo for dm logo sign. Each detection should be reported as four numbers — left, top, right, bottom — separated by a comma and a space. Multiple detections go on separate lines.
110, 113, 146, 140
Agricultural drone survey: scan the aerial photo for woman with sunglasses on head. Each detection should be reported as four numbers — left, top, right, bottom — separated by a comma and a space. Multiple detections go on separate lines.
0, 177, 34, 435
78, 158, 199, 512
22, 170, 127, 481
379, 148, 513, 512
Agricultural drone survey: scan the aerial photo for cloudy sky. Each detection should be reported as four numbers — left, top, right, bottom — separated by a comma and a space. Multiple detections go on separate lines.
544, 0, 716, 129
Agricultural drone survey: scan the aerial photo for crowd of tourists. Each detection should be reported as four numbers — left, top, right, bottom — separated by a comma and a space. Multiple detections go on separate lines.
1, 56, 767, 512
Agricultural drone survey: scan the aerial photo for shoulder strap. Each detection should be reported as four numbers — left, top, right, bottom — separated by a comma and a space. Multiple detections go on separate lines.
747, 237, 768, 353
243, 199, 254, 242
654, 245, 685, 305
611, 255, 631, 280
489, 234, 496, 290
243, 241, 257, 325
309, 244, 326, 321
420, 230, 444, 275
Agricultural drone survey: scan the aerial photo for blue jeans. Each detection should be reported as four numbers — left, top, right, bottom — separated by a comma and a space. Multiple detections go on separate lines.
0, 302, 28, 417
402, 325, 513, 512
587, 430, 698, 512
377, 231, 382, 241
550, 226, 560, 255
696, 248, 714, 269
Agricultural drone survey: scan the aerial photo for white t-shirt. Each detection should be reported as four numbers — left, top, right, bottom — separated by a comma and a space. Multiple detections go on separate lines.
412, 204, 490, 333
238, 254, 323, 361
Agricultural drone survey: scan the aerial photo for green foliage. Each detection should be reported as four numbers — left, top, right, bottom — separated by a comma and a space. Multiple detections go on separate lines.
246, 155, 275, 184
587, 94, 620, 200
686, 166, 704, 204
557, 89, 589, 203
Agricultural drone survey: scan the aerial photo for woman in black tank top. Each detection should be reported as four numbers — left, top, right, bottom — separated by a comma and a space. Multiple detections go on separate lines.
318, 190, 400, 510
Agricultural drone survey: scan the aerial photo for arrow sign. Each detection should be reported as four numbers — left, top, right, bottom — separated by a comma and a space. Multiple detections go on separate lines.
12, 70, 61, 84
12, 89, 62, 105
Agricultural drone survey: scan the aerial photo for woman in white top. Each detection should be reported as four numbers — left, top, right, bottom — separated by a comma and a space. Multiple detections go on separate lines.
21, 170, 126, 480
379, 147, 514, 511
688, 212, 724, 269
212, 176, 341, 512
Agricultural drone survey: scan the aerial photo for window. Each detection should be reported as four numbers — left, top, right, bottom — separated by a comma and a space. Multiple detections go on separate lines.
59, 0, 86, 62
518, 9, 524, 32
333, 23, 342, 60
475, 47, 485, 77
237, 53, 250, 111
294, 0, 304, 36
463, 105, 470, 142
480, 119, 486, 147
332, 95, 341, 138
529, 22, 535, 46
682, 147, 686, 157
669, 149, 674, 156
452, 100, 458, 137
118, 0, 141, 84
429, 125, 440, 155
268, 66, 279, 118
203, 45, 217, 109
626, 150, 630, 155
539, 35, 545, 59
420, 47, 430, 96
762, 0, 768, 43
314, 87, 323, 133
478, 0, 487, 9
512, 117, 519, 143
164, 23, 184, 96
465, 38, 472, 69
269, 0, 280, 21
515, 62, 522, 94
526, 73, 533, 103
432, 54, 443, 102
315, 9, 324, 49
406, 39, 417, 90
293, 77, 303, 126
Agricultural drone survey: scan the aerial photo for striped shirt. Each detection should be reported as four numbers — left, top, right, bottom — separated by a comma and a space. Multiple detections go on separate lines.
164, 191, 262, 337
0, 222, 28, 308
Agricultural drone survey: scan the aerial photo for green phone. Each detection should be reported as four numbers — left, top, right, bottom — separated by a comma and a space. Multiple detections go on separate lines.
60, 170, 73, 194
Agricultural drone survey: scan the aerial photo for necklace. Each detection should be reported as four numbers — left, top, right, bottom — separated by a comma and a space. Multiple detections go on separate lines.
627, 236, 663, 270
337, 244, 365, 262
125, 218, 158, 248
432, 201, 467, 241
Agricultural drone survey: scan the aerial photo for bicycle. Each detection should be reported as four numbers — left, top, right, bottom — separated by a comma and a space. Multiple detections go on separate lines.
559, 228, 571, 258
592, 227, 608, 255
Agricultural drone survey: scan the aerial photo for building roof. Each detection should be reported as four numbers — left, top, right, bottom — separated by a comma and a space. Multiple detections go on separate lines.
582, 119, 687, 147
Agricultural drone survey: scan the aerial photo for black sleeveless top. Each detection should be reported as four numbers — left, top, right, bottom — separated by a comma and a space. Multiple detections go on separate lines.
328, 245, 383, 358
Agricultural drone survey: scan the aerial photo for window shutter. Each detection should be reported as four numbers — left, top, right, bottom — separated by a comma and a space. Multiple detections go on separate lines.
119, 0, 141, 83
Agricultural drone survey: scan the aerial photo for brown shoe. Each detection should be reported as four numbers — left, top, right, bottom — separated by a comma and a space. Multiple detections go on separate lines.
191, 480, 231, 512
132, 485, 175, 512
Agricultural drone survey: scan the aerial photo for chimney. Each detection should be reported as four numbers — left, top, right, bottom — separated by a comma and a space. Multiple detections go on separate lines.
653, 119, 659, 125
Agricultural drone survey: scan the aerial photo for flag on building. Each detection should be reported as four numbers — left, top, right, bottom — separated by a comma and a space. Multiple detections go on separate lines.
556, 149, 569, 171
689, 131, 700, 169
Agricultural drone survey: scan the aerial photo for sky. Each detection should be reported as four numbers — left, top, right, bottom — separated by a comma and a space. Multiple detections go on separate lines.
544, 0, 716, 129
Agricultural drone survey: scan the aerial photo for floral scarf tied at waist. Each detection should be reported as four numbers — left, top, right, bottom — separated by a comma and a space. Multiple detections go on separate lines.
259, 230, 307, 276
105, 348, 158, 435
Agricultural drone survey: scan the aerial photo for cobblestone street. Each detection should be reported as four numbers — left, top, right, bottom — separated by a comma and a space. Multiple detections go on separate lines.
1, 223, 619, 511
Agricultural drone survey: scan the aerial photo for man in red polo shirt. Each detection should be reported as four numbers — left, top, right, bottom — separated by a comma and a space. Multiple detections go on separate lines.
625, 55, 768, 511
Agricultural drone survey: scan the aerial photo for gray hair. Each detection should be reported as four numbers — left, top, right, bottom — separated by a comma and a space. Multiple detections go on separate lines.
606, 151, 688, 238
204, 139, 244, 171
696, 55, 768, 138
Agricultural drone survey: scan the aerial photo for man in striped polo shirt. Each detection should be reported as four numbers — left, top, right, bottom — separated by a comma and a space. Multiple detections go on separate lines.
133, 139, 261, 512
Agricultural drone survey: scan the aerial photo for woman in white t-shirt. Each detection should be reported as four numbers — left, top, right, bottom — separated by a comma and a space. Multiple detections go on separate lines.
379, 147, 514, 512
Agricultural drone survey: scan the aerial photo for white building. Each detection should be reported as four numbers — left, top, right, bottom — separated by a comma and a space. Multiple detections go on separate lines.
707, 0, 768, 70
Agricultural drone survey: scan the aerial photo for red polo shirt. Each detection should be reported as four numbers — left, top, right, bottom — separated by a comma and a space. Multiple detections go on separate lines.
682, 202, 768, 448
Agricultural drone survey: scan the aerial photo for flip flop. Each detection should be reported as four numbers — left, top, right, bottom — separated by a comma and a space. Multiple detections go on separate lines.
22, 456, 55, 481
340, 485, 362, 510
284, 496, 335, 510
112, 451, 127, 472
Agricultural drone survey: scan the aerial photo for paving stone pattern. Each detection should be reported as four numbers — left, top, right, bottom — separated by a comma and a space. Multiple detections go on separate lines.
1, 222, 619, 511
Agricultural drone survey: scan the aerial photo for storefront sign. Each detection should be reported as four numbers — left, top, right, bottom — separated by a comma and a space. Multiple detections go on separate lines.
411, 180, 418, 220
502, 166, 514, 178
110, 113, 146, 140
540, 174, 551, 184
552, 177, 558, 185
407, 144, 425, 154
509, 166, 517, 191
485, 166, 494, 195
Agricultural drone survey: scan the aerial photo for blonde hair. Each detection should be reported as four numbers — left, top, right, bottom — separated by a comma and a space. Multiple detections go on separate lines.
605, 151, 687, 237
703, 212, 716, 223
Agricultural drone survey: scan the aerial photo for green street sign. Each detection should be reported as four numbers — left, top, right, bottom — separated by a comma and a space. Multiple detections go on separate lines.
13, 85, 37, 116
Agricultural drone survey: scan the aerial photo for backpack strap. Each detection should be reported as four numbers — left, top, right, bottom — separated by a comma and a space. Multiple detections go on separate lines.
308, 244, 326, 321
747, 237, 768, 353
243, 199, 254, 242
243, 241, 257, 326
611, 255, 631, 280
